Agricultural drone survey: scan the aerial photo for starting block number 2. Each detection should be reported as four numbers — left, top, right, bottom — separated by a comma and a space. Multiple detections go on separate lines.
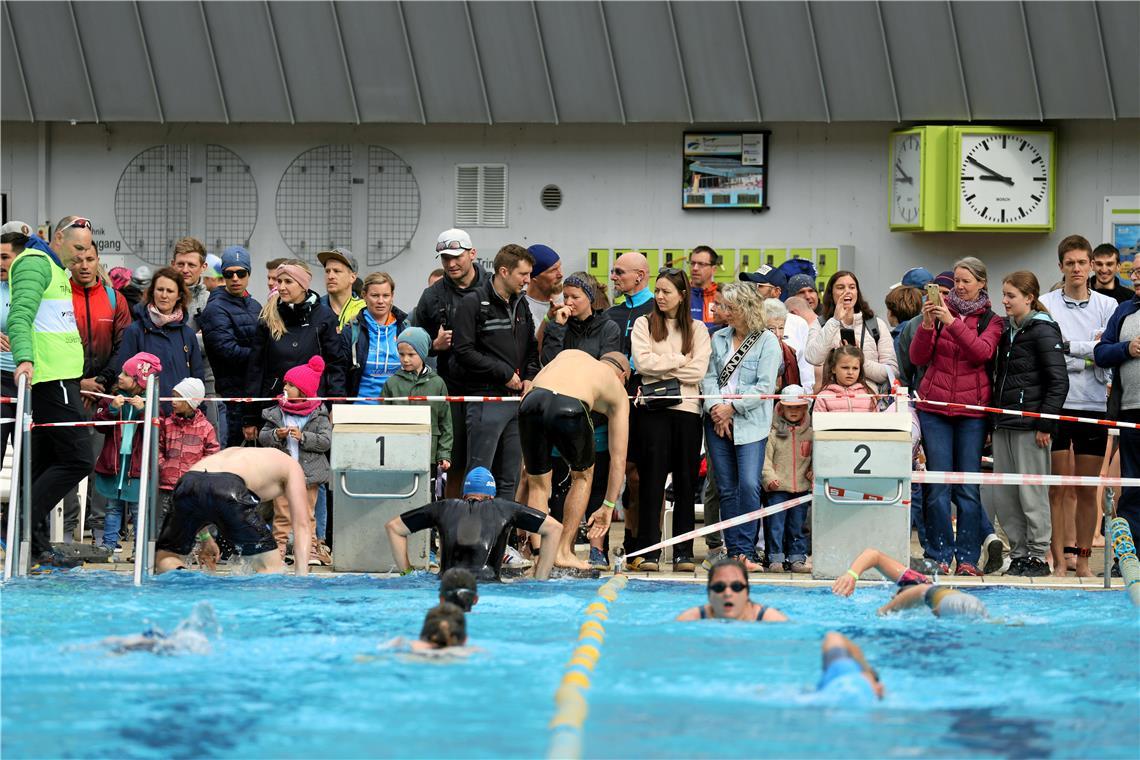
852, 445, 871, 474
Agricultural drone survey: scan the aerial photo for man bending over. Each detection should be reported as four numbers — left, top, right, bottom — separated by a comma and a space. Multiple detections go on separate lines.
155, 448, 312, 574
518, 350, 630, 570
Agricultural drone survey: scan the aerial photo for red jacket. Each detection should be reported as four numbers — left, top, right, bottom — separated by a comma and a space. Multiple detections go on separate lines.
910, 311, 1003, 418
93, 399, 146, 480
71, 280, 132, 390
159, 409, 220, 490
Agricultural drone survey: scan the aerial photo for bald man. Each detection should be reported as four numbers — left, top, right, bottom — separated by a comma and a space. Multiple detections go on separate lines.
604, 252, 653, 542
520, 350, 631, 570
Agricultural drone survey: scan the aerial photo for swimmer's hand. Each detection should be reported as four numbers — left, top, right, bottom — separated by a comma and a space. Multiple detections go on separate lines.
437, 459, 451, 472
831, 572, 857, 597
198, 537, 220, 571
586, 505, 612, 540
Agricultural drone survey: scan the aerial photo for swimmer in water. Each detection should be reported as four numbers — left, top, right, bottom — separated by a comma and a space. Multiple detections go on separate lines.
375, 603, 477, 660
815, 631, 884, 701
832, 547, 989, 618
386, 467, 563, 581
155, 448, 313, 575
676, 557, 788, 622
99, 602, 218, 656
439, 568, 478, 612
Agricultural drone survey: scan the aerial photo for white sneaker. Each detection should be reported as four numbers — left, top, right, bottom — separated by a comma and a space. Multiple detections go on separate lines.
980, 534, 1004, 575
502, 545, 533, 570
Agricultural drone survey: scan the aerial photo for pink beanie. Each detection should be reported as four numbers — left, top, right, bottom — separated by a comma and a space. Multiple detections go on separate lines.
283, 355, 325, 398
122, 352, 163, 389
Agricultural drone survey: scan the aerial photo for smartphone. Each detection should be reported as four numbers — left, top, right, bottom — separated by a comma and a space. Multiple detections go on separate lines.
840, 327, 857, 346
925, 283, 942, 307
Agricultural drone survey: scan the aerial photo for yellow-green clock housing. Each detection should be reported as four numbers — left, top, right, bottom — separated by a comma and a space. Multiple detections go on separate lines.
888, 126, 949, 231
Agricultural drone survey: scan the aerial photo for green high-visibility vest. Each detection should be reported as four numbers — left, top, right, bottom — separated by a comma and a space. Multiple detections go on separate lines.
13, 248, 83, 384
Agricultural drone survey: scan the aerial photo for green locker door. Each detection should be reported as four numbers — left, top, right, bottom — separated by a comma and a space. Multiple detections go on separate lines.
662, 248, 687, 269
587, 249, 611, 284
761, 248, 787, 267
714, 249, 737, 283
736, 248, 758, 275
815, 247, 839, 292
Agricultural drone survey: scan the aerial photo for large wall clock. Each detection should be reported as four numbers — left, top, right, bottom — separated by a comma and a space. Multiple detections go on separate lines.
951, 127, 1056, 232
888, 126, 948, 231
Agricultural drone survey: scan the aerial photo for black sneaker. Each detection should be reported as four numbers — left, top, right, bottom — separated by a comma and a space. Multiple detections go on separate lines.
1005, 557, 1027, 576
1021, 557, 1051, 577
29, 549, 83, 573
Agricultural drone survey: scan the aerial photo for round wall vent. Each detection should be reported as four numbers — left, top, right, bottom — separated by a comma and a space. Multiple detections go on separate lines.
540, 184, 562, 211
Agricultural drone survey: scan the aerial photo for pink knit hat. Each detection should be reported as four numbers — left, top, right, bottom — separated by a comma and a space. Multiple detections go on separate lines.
121, 352, 163, 389
283, 355, 325, 398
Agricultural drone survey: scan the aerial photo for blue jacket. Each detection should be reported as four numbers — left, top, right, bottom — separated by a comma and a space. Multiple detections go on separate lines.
1094, 295, 1140, 418
346, 306, 408, 397
115, 303, 203, 410
199, 287, 263, 397
700, 326, 782, 445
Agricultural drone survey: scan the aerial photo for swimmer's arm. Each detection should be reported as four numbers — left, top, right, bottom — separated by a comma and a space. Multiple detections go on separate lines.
285, 468, 311, 574
877, 584, 928, 615
385, 517, 413, 573
760, 606, 789, 622
534, 515, 561, 580
602, 401, 629, 507
676, 606, 702, 621
833, 548, 907, 596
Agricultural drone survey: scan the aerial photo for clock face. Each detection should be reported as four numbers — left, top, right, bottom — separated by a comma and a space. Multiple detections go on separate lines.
958, 132, 1052, 227
891, 132, 922, 226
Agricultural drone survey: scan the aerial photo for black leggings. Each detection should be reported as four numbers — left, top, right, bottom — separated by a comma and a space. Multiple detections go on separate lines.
630, 409, 703, 561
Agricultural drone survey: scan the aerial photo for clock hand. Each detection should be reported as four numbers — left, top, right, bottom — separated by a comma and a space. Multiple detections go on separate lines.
894, 161, 913, 184
966, 156, 1014, 186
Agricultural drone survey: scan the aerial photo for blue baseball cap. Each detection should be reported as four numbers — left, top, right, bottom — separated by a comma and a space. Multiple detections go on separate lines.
220, 245, 252, 273
738, 264, 788, 291
899, 267, 934, 289
462, 467, 496, 498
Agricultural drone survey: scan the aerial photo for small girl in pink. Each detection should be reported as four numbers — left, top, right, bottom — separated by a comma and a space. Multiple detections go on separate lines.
814, 346, 878, 413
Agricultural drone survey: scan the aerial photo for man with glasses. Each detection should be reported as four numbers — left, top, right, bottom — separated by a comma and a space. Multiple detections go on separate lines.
603, 251, 653, 547
6, 216, 96, 570
411, 229, 487, 496
200, 246, 262, 447
688, 245, 720, 334
1041, 234, 1118, 577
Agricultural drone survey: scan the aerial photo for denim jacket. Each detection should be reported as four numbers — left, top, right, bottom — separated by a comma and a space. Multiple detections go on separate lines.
700, 326, 782, 445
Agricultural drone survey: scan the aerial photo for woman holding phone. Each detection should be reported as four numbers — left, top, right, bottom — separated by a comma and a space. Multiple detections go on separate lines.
804, 271, 898, 391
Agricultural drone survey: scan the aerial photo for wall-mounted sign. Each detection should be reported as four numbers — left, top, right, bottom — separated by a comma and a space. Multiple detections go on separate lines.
683, 131, 769, 211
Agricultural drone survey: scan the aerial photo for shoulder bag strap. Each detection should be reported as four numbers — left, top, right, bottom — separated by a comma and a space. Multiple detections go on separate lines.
718, 330, 762, 388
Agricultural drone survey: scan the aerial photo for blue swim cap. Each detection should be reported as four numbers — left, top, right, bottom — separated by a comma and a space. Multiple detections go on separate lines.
462, 467, 496, 498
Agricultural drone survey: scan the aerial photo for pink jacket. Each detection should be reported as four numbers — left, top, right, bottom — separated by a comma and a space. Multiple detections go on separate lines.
909, 312, 1003, 418
159, 409, 221, 490
813, 382, 878, 413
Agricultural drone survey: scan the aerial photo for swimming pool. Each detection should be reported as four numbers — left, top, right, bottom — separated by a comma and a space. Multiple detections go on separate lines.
2, 572, 1137, 758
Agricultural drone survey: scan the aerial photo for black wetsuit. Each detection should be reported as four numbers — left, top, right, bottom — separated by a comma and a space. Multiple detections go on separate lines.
155, 471, 277, 557
518, 388, 596, 474
399, 498, 547, 580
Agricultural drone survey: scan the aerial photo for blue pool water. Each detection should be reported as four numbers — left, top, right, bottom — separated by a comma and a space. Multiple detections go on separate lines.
2, 572, 1138, 758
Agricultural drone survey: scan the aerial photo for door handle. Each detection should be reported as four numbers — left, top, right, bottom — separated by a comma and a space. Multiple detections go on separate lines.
823, 480, 905, 506
339, 473, 420, 500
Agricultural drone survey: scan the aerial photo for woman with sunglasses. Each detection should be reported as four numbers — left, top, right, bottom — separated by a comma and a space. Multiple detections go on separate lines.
677, 557, 788, 621
629, 268, 711, 572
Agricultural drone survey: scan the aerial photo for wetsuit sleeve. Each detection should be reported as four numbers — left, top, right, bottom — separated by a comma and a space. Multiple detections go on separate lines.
7, 254, 52, 365
399, 502, 440, 534
507, 502, 548, 534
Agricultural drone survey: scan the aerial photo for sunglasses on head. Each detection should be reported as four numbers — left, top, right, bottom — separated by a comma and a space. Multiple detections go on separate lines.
436, 240, 469, 254
708, 581, 747, 594
59, 217, 92, 233
223, 268, 249, 279
658, 267, 682, 276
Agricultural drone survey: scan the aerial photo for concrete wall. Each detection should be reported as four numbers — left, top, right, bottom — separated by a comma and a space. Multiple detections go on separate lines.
1, 120, 1137, 309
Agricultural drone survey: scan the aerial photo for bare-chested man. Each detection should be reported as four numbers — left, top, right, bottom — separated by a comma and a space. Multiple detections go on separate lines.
155, 448, 312, 575
519, 349, 630, 570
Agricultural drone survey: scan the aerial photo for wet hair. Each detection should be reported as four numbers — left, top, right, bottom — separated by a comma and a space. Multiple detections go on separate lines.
707, 557, 750, 590
439, 568, 478, 612
821, 270, 876, 322
884, 286, 923, 323
419, 603, 467, 648
823, 345, 866, 387
493, 244, 534, 276
1056, 234, 1092, 265
648, 268, 695, 353
1002, 271, 1050, 315
145, 266, 191, 311
719, 282, 767, 334
953, 256, 989, 287
1092, 243, 1119, 263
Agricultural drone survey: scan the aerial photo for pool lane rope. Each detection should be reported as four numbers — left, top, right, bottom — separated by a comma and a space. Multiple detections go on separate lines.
1109, 517, 1140, 607
546, 574, 628, 760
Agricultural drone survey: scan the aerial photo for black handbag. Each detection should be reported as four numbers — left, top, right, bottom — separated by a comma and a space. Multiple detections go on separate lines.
638, 378, 682, 410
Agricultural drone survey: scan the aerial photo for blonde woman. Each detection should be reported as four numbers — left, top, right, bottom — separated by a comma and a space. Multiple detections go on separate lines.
242, 260, 348, 435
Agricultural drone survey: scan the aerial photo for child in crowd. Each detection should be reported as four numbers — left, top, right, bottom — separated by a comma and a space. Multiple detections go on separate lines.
814, 345, 878, 413
761, 298, 801, 392
761, 385, 814, 573
158, 377, 220, 520
93, 352, 163, 556
259, 355, 332, 566
381, 327, 453, 482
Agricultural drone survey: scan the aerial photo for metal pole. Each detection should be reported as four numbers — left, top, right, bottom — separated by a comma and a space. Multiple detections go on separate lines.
19, 377, 33, 576
132, 382, 157, 586
146, 396, 160, 575
4, 374, 27, 580
1104, 488, 1114, 590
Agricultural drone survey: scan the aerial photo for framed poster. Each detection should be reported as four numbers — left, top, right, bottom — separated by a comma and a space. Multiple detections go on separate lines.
1104, 196, 1139, 280
683, 131, 769, 210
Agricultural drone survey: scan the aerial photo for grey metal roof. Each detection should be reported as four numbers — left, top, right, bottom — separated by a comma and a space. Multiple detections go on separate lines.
2, 1, 1135, 124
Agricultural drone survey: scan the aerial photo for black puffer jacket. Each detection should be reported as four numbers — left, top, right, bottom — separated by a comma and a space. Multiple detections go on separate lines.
451, 278, 539, 394
243, 292, 349, 425
992, 311, 1069, 432
540, 311, 622, 365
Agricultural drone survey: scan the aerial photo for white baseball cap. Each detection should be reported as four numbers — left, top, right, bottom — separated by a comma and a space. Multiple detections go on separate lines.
436, 228, 473, 257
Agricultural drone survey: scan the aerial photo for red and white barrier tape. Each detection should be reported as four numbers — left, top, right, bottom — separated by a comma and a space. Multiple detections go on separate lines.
915, 399, 1138, 430
624, 492, 812, 560
914, 470, 1140, 488
826, 485, 912, 505
30, 418, 154, 429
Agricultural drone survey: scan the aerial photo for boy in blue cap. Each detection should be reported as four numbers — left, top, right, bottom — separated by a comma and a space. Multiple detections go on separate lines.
385, 467, 563, 580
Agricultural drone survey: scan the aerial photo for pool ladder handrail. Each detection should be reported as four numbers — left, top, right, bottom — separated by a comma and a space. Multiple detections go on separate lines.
132, 382, 160, 586
3, 374, 30, 580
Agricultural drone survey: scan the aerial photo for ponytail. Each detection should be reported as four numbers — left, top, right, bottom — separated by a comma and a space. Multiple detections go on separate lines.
1002, 271, 1049, 316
